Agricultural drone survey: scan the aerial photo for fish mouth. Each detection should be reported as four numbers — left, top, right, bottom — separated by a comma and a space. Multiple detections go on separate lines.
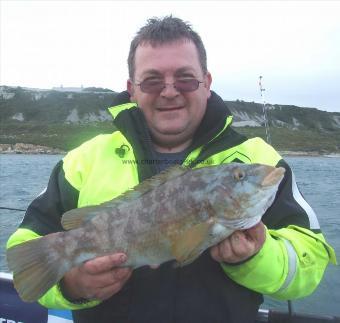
261, 167, 285, 187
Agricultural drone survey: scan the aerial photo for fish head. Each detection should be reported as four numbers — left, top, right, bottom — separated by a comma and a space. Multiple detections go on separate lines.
208, 163, 285, 230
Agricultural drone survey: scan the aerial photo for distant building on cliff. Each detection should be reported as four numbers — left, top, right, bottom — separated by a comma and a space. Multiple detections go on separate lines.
52, 85, 84, 92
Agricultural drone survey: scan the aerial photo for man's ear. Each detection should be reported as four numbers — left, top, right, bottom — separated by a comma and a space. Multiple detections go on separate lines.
127, 79, 135, 101
204, 72, 212, 99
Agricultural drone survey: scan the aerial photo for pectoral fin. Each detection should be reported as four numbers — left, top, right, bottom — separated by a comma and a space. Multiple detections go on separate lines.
171, 220, 214, 266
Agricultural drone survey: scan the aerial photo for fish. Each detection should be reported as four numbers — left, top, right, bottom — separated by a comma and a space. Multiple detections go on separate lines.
7, 163, 285, 302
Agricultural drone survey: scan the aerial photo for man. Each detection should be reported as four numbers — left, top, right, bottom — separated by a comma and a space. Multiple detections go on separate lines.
7, 16, 336, 323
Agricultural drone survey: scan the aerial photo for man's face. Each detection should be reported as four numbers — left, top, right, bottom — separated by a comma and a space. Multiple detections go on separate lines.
127, 40, 212, 151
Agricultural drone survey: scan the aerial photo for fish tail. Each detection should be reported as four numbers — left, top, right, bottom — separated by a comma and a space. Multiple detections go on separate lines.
6, 235, 68, 302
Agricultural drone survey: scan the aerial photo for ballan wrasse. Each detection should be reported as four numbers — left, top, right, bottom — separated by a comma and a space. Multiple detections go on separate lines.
7, 163, 285, 302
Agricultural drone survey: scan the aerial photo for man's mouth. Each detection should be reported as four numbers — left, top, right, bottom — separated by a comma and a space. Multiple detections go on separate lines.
157, 106, 183, 112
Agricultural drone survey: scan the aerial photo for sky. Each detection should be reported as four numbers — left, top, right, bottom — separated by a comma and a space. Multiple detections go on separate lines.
1, 0, 340, 112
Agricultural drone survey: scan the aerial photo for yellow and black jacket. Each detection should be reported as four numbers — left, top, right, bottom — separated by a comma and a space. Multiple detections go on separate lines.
7, 91, 336, 323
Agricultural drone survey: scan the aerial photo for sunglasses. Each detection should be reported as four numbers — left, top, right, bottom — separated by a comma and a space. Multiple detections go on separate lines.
135, 79, 204, 94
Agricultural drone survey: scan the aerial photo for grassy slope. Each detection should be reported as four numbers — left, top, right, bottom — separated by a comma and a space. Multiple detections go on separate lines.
0, 122, 115, 151
237, 127, 340, 153
1, 121, 340, 153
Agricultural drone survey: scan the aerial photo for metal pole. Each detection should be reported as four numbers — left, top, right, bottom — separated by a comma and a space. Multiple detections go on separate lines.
259, 76, 271, 145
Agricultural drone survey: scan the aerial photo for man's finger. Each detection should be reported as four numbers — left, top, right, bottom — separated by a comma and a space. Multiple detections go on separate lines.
244, 222, 266, 246
91, 270, 133, 301
210, 238, 232, 262
83, 253, 127, 274
217, 238, 233, 261
90, 267, 133, 288
230, 232, 255, 259
93, 281, 126, 301
210, 245, 220, 262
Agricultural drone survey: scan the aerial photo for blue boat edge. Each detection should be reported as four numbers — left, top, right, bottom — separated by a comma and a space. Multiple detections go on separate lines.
0, 272, 72, 323
2, 271, 340, 323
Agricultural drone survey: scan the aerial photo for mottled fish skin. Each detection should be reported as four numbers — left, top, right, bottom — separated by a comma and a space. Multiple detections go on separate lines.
7, 163, 285, 302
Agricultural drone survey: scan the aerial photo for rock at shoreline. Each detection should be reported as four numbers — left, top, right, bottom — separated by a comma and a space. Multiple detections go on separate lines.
0, 143, 65, 154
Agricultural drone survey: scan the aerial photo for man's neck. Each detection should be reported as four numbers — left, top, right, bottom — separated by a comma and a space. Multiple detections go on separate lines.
152, 139, 192, 153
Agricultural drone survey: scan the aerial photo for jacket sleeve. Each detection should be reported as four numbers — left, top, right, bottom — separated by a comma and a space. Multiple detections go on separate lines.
221, 159, 337, 300
6, 160, 99, 310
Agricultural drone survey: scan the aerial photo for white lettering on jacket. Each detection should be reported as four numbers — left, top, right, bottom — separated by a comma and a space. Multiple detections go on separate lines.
0, 317, 24, 323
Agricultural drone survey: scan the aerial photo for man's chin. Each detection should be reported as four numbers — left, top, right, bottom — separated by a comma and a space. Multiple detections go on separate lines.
156, 127, 187, 136
151, 127, 191, 147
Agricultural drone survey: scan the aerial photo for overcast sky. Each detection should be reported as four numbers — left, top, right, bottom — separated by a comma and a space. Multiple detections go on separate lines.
1, 1, 340, 112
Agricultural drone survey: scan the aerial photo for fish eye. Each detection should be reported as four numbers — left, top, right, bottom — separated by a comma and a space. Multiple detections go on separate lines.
233, 169, 246, 181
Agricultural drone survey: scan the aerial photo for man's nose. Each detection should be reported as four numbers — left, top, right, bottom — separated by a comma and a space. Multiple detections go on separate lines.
160, 83, 180, 98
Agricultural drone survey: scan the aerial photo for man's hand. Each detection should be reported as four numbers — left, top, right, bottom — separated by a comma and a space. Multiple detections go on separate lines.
210, 222, 266, 264
60, 253, 132, 301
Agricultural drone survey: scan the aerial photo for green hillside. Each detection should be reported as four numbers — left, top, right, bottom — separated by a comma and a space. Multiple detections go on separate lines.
1, 86, 339, 154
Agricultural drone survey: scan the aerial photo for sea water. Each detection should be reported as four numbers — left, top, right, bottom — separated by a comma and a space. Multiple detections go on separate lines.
0, 154, 339, 316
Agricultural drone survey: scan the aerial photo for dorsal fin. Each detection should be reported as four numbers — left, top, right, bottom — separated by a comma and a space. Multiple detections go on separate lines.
128, 164, 190, 196
61, 207, 99, 230
61, 165, 190, 230
98, 164, 190, 205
